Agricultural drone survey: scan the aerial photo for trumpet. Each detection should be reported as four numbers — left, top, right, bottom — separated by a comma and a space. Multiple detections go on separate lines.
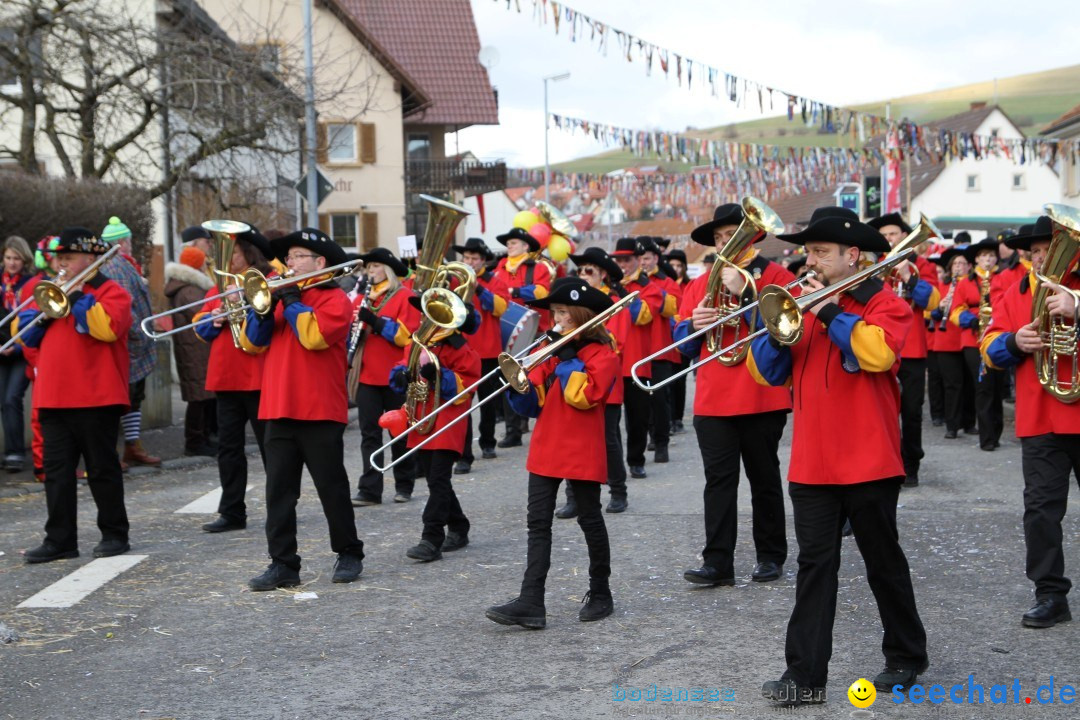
0, 244, 122, 353
886, 213, 943, 298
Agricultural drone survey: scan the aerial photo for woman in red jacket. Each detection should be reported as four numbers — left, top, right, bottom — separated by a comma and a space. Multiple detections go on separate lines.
486, 277, 620, 629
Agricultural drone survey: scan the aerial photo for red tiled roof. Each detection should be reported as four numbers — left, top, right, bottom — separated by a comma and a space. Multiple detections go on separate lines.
336, 0, 498, 127
1043, 102, 1080, 135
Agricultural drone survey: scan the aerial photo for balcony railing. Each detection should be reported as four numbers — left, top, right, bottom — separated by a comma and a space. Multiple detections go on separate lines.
405, 158, 507, 198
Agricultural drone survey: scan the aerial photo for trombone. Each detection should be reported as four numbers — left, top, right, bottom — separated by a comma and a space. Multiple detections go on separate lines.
0, 244, 122, 353
370, 291, 639, 473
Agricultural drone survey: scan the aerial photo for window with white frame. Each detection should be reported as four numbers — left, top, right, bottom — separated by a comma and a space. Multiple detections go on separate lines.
966, 174, 980, 192
327, 124, 356, 163
1012, 173, 1025, 191
330, 214, 358, 248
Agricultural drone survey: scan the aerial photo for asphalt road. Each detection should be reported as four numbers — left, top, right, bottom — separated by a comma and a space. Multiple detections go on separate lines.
1, 389, 1078, 720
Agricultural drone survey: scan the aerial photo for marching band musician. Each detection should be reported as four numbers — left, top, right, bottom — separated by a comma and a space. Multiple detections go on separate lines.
191, 228, 275, 533
664, 248, 692, 435
493, 227, 552, 449
20, 237, 62, 482
388, 296, 482, 562
748, 207, 928, 703
19, 227, 133, 564
674, 203, 792, 587
240, 228, 364, 590
485, 277, 621, 629
994, 227, 1031, 302
981, 215, 1080, 629
639, 237, 680, 464
868, 213, 941, 487
454, 237, 510, 474
351, 247, 421, 506
931, 247, 978, 439
610, 238, 665, 478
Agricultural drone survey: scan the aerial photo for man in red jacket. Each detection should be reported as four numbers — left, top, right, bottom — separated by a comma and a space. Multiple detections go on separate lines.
748, 207, 928, 704
19, 227, 133, 563
240, 228, 365, 590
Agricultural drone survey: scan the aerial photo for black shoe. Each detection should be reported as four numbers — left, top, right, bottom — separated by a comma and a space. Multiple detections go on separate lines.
24, 541, 79, 564
683, 566, 734, 586
629, 465, 647, 479
248, 562, 301, 591
653, 446, 669, 463
964, 426, 979, 435
931, 418, 944, 427
352, 493, 380, 507
1022, 597, 1072, 628
672, 420, 685, 434
761, 678, 825, 706
555, 502, 578, 519
751, 561, 782, 582
184, 443, 219, 457
332, 554, 363, 583
497, 435, 522, 448
453, 460, 472, 475
579, 591, 614, 622
980, 443, 996, 451
481, 448, 497, 460
202, 516, 246, 533
903, 475, 919, 488
443, 531, 469, 552
485, 597, 546, 629
93, 539, 130, 558
873, 660, 929, 691
393, 492, 411, 503
406, 539, 442, 562
606, 496, 628, 513
647, 439, 655, 451
841, 519, 853, 537
944, 429, 958, 439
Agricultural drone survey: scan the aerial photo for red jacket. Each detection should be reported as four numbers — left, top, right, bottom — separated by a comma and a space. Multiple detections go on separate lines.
982, 272, 1080, 437
951, 270, 994, 349
242, 284, 353, 423
747, 278, 910, 485
898, 256, 942, 360
646, 268, 682, 363
472, 270, 511, 359
603, 285, 631, 405
357, 284, 420, 386
932, 276, 964, 352
508, 339, 620, 482
992, 256, 1031, 305
618, 270, 664, 379
17, 275, 44, 379
194, 288, 267, 392
674, 258, 794, 417
20, 277, 131, 409
494, 255, 552, 330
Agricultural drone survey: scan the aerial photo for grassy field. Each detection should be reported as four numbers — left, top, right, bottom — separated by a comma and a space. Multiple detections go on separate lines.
550, 63, 1080, 175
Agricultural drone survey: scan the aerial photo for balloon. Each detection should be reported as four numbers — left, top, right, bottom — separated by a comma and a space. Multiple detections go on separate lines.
548, 234, 571, 262
513, 210, 539, 231
529, 207, 542, 218
528, 223, 552, 246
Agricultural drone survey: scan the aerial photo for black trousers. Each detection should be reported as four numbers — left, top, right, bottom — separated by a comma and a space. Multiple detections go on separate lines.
521, 473, 611, 603
462, 357, 500, 463
563, 404, 628, 506
647, 360, 673, 450
418, 449, 470, 547
215, 391, 267, 522
40, 406, 127, 551
624, 378, 652, 466
356, 382, 415, 500
1021, 434, 1080, 600
965, 348, 1005, 448
693, 412, 788, 574
897, 358, 926, 478
263, 419, 364, 570
938, 350, 976, 432
501, 393, 528, 441
784, 479, 927, 688
926, 350, 945, 421
183, 399, 217, 451
670, 357, 690, 425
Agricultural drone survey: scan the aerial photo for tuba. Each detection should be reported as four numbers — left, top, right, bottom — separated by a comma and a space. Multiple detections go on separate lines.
203, 219, 251, 349
703, 196, 785, 365
1033, 203, 1080, 403
412, 194, 470, 294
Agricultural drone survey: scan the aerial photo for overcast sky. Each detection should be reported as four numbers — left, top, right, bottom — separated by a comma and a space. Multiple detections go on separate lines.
451, 0, 1080, 168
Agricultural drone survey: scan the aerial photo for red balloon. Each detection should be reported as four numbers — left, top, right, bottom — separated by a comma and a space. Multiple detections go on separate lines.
378, 408, 409, 438
529, 223, 552, 246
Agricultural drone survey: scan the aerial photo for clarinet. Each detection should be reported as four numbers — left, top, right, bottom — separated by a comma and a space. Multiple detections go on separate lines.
938, 277, 959, 332
346, 280, 371, 368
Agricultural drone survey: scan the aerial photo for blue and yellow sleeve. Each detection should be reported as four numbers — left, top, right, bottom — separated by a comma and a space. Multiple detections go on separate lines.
71, 295, 119, 342
506, 381, 545, 418
817, 304, 896, 373
239, 308, 272, 354
660, 292, 678, 319
911, 279, 940, 311
13, 309, 46, 348
388, 364, 408, 394
439, 367, 466, 403
379, 318, 411, 348
517, 284, 548, 302
746, 332, 792, 387
283, 302, 330, 351
552, 357, 598, 410
672, 318, 702, 358
629, 296, 653, 326
192, 311, 223, 342
981, 331, 1023, 370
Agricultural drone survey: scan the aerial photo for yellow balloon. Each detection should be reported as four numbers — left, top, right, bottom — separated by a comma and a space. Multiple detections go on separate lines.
548, 234, 572, 262
513, 210, 539, 231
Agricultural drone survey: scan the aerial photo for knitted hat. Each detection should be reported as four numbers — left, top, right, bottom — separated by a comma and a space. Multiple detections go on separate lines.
179, 246, 206, 270
101, 216, 133, 243
35, 236, 60, 270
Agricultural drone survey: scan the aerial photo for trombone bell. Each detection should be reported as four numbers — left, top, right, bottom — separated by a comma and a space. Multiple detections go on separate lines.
32, 280, 72, 320
757, 287, 804, 346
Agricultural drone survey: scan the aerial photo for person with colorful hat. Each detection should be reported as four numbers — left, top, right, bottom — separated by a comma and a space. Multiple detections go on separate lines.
485, 277, 621, 629
664, 248, 692, 433
868, 213, 942, 487
981, 215, 1080, 630
239, 228, 365, 589
931, 246, 977, 439
454, 237, 510, 474
350, 246, 421, 507
749, 206, 928, 704
99, 216, 161, 469
637, 237, 680, 463
18, 227, 133, 564
190, 226, 275, 533
674, 202, 792, 587
493, 226, 553, 449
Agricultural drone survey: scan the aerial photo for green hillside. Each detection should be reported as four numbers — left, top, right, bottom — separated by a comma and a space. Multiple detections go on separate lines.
550, 63, 1080, 175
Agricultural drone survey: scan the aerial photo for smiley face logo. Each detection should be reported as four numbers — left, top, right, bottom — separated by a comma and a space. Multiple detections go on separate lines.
848, 678, 876, 708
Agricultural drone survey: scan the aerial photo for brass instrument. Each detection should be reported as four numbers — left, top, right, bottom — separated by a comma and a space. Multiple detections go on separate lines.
886, 213, 943, 298
531, 200, 577, 275
1033, 203, 1080, 403
976, 271, 993, 337
204, 220, 249, 348
702, 196, 785, 365
412, 194, 470, 293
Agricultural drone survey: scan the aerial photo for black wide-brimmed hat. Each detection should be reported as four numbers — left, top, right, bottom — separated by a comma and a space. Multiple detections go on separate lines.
637, 236, 662, 255
358, 246, 408, 278
272, 227, 347, 267
570, 246, 623, 283
777, 207, 890, 253
1005, 217, 1052, 251
962, 237, 1001, 263
453, 237, 494, 260
867, 212, 913, 235
181, 226, 212, 244
238, 224, 274, 260
665, 249, 687, 265
786, 255, 807, 275
526, 276, 613, 314
935, 246, 970, 271
496, 227, 541, 253
691, 203, 744, 246
56, 227, 109, 255
611, 237, 644, 257
653, 236, 672, 250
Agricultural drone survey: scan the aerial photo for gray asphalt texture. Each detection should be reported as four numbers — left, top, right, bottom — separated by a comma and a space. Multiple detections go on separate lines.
1, 386, 1078, 720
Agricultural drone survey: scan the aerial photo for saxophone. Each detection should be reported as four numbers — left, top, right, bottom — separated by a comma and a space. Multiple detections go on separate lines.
976, 269, 993, 337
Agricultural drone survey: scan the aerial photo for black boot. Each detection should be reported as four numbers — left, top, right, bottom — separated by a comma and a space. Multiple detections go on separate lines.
555, 502, 578, 519
579, 590, 614, 622
248, 562, 301, 591
606, 496, 628, 513
485, 597, 546, 629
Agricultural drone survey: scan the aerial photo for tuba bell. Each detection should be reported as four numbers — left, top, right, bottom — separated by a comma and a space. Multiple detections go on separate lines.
1033, 203, 1080, 403
203, 219, 251, 349
412, 194, 470, 294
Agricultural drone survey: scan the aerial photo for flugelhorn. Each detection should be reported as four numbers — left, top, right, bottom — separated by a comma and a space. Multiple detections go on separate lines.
1033, 203, 1080, 403
885, 213, 942, 298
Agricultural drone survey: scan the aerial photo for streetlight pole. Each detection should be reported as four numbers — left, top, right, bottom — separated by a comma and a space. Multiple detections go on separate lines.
543, 72, 570, 203
302, 0, 318, 228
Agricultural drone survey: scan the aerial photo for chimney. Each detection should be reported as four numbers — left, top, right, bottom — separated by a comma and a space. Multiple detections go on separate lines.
970, 101, 988, 111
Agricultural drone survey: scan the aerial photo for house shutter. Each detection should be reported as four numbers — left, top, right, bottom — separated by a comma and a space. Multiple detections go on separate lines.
361, 211, 378, 251
316, 123, 328, 164
318, 213, 330, 235
359, 122, 377, 164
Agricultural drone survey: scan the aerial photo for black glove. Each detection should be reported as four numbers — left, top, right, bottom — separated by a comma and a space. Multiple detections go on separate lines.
67, 290, 85, 305
510, 287, 520, 298
85, 272, 108, 289
419, 362, 438, 383
555, 342, 578, 362
358, 306, 381, 327
276, 285, 302, 308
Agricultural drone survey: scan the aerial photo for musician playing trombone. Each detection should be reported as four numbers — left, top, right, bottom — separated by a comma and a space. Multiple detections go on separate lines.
748, 207, 928, 704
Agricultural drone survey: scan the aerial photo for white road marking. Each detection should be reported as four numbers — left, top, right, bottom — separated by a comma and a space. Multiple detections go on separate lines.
18, 555, 148, 608
174, 485, 255, 514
